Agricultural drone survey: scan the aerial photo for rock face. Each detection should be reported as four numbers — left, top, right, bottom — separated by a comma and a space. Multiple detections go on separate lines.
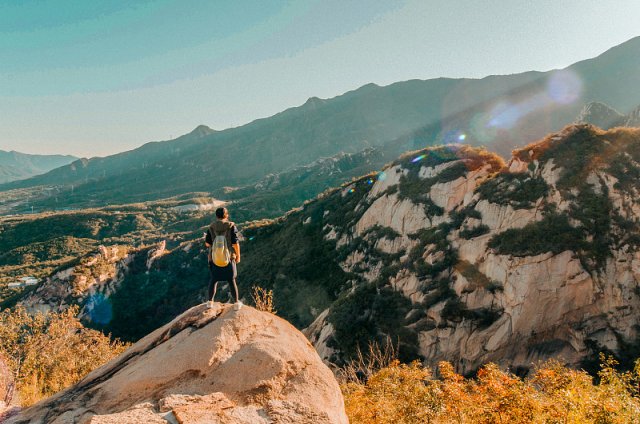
9, 304, 347, 424
576, 101, 624, 129
625, 105, 640, 127
294, 125, 640, 374
576, 101, 640, 129
18, 243, 163, 321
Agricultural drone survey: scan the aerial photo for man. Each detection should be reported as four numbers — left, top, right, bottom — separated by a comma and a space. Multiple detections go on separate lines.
204, 207, 242, 310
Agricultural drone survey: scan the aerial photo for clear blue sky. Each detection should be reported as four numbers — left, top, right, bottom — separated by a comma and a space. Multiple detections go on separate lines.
1, 0, 639, 157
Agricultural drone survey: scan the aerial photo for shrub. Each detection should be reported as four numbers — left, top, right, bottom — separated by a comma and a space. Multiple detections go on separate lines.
342, 356, 640, 423
459, 224, 490, 239
0, 306, 127, 406
476, 173, 549, 209
251, 286, 276, 314
488, 214, 584, 257
327, 284, 419, 363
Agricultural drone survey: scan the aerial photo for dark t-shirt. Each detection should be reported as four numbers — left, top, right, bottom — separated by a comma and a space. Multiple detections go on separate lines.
205, 221, 239, 246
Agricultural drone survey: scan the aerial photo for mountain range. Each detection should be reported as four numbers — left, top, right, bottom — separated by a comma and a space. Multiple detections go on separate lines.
0, 150, 77, 184
3, 36, 640, 212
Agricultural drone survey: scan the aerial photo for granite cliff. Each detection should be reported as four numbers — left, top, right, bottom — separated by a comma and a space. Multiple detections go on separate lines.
239, 124, 640, 374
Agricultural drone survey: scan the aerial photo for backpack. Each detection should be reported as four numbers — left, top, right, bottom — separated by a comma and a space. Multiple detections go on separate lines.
211, 229, 231, 267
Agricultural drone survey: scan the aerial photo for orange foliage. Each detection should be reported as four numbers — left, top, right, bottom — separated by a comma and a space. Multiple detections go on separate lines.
343, 356, 640, 424
0, 306, 128, 406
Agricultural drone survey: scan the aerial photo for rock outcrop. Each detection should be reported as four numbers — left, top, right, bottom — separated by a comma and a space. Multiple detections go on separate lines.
18, 243, 164, 321
625, 105, 640, 127
294, 125, 640, 373
9, 304, 347, 424
576, 101, 640, 129
576, 101, 624, 129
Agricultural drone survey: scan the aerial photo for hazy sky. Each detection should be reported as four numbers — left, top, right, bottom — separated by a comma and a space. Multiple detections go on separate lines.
1, 0, 639, 157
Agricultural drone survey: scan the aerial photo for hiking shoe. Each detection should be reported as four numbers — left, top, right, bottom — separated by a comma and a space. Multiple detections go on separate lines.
234, 301, 243, 311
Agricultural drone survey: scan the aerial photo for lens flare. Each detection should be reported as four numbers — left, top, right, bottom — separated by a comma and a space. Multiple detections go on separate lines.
488, 93, 551, 129
411, 154, 426, 163
348, 188, 355, 193
547, 70, 583, 104
86, 293, 112, 325
378, 171, 387, 181
458, 133, 466, 141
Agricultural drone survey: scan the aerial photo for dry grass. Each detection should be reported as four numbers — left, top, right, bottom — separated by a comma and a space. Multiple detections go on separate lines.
251, 286, 276, 314
338, 338, 397, 385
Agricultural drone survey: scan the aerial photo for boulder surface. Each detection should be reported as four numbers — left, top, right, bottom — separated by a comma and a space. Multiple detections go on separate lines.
9, 303, 347, 424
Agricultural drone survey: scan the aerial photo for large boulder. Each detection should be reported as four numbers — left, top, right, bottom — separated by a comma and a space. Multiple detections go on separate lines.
9, 303, 347, 424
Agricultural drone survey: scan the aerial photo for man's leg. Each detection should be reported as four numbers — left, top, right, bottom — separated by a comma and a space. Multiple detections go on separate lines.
208, 263, 218, 302
231, 261, 242, 310
229, 278, 239, 303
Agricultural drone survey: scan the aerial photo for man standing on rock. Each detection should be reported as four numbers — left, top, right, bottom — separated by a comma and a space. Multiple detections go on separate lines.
205, 207, 242, 310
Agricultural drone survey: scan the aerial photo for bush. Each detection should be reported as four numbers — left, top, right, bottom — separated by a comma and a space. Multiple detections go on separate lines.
459, 224, 490, 239
488, 214, 584, 257
476, 173, 549, 209
327, 284, 419, 363
251, 286, 276, 314
342, 356, 640, 423
0, 306, 127, 406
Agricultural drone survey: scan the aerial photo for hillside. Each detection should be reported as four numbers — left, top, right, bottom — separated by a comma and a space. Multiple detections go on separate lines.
3, 37, 640, 211
0, 150, 77, 184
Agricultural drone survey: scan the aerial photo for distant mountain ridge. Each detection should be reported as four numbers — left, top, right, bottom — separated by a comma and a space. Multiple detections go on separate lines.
576, 101, 640, 129
3, 36, 640, 210
0, 150, 77, 184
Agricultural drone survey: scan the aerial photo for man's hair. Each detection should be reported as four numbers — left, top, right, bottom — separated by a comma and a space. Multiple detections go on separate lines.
215, 207, 228, 219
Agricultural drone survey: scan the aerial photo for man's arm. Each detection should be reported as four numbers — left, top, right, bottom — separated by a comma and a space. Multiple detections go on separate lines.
230, 225, 240, 263
204, 229, 212, 248
232, 243, 240, 263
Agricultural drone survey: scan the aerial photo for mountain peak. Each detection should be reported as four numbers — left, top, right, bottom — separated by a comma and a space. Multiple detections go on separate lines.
188, 124, 216, 137
303, 96, 326, 109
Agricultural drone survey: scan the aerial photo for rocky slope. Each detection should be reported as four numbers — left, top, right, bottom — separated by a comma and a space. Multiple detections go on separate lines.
237, 124, 640, 375
624, 105, 640, 127
576, 101, 640, 129
576, 101, 625, 129
8, 303, 347, 424
17, 243, 166, 319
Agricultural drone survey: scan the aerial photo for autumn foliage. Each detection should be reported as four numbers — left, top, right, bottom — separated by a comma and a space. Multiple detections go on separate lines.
0, 306, 127, 406
342, 357, 640, 424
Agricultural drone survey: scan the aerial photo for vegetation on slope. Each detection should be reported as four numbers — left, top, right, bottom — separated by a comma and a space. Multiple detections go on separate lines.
0, 306, 127, 406
476, 172, 548, 209
343, 356, 640, 424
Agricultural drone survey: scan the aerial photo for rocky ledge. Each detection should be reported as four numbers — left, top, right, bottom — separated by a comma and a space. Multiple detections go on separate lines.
9, 303, 347, 424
